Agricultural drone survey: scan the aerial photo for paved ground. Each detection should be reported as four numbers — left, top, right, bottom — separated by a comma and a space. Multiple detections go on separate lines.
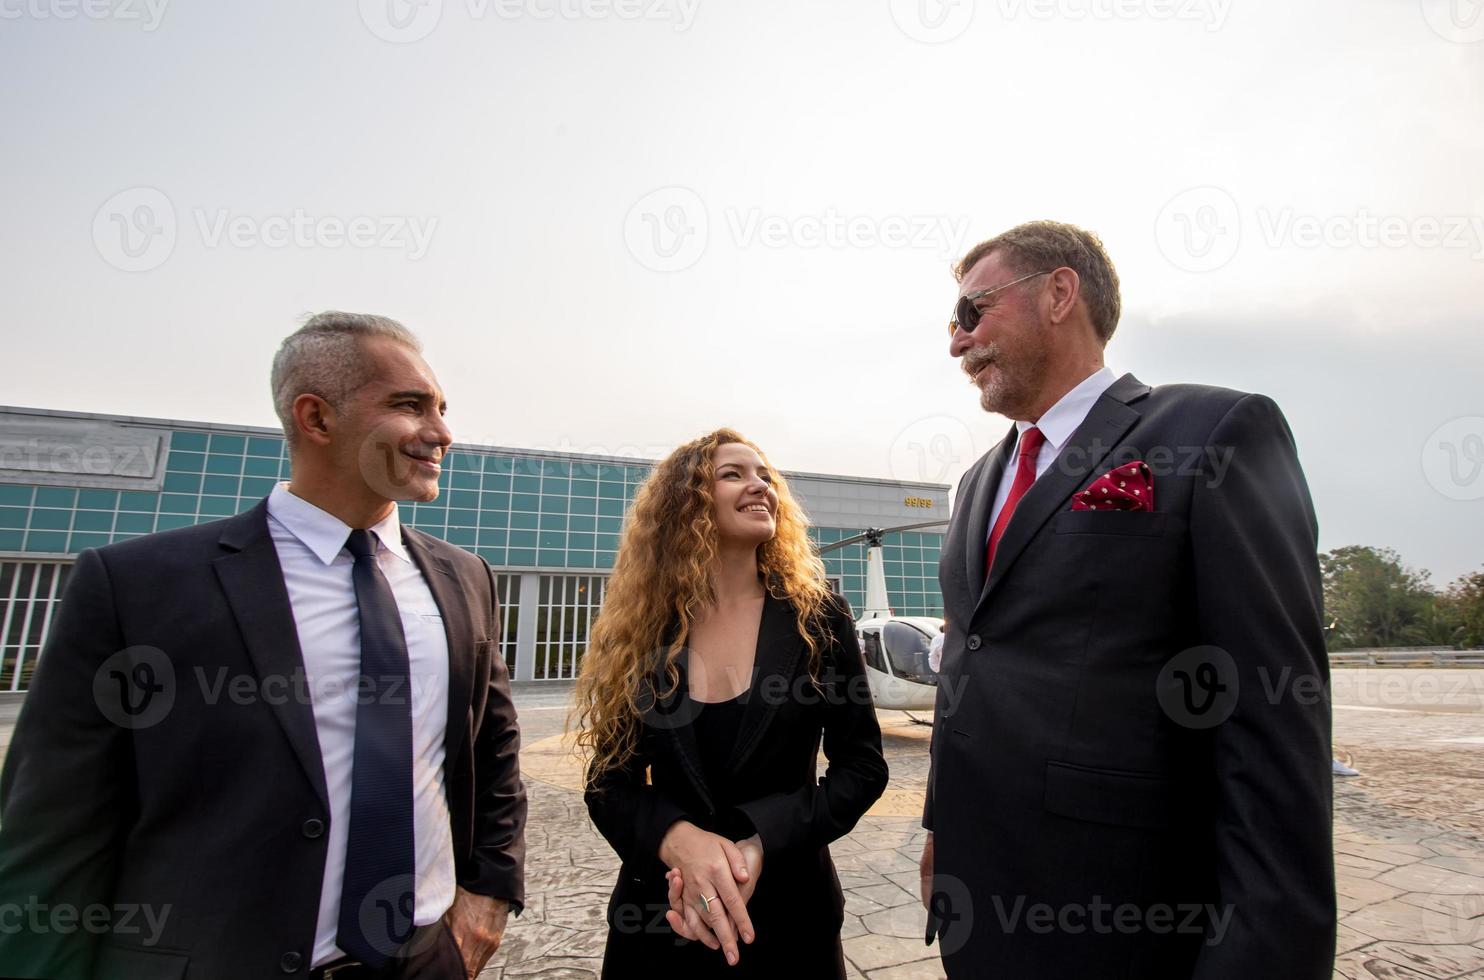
1, 671, 1482, 978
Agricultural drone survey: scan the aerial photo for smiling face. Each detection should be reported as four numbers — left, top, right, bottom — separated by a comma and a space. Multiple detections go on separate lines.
336, 335, 453, 504
949, 250, 1055, 420
710, 442, 778, 549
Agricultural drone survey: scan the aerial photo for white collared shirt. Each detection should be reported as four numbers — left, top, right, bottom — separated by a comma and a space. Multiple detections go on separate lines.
987, 366, 1119, 533
266, 483, 456, 967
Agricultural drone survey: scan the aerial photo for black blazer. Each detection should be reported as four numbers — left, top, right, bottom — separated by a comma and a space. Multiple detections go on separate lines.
0, 499, 526, 980
585, 591, 888, 973
925, 374, 1335, 979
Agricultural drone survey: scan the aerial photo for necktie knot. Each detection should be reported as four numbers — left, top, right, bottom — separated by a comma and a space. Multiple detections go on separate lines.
344, 528, 378, 561
1018, 426, 1046, 460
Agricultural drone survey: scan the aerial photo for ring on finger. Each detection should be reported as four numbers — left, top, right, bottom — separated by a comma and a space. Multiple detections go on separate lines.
699, 893, 716, 914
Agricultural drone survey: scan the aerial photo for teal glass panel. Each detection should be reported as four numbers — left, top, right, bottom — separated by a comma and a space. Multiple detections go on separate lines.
167, 451, 206, 473
247, 436, 283, 457
208, 434, 246, 455
244, 457, 281, 478
77, 490, 119, 510
506, 548, 535, 565
25, 531, 68, 552
34, 488, 76, 508
73, 512, 113, 532
163, 473, 201, 494
170, 431, 208, 452
0, 507, 26, 529
69, 532, 110, 551
116, 513, 155, 534
0, 485, 34, 506
30, 510, 70, 531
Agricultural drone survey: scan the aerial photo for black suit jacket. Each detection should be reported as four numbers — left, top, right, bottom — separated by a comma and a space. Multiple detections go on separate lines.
925, 374, 1334, 979
585, 592, 888, 974
0, 499, 526, 980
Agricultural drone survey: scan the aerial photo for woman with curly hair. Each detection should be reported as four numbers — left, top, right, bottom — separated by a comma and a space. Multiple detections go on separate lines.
571, 428, 888, 977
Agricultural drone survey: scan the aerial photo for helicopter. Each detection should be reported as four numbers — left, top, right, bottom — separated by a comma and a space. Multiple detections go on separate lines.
817, 520, 949, 713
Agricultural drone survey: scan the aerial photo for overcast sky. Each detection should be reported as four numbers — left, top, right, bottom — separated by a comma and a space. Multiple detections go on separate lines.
2, 0, 1481, 583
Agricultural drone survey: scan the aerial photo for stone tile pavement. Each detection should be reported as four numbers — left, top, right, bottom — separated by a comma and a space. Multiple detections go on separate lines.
1, 669, 1482, 978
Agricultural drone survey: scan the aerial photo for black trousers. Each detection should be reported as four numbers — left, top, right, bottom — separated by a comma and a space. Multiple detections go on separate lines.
311, 922, 467, 980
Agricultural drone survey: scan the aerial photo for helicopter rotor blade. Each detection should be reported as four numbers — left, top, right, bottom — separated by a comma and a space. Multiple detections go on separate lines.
816, 518, 950, 555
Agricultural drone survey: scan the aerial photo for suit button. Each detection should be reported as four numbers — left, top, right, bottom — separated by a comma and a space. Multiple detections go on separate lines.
279, 951, 303, 973
966, 634, 982, 651
302, 818, 325, 839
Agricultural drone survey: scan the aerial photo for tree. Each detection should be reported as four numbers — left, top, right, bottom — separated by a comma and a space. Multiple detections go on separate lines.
1319, 546, 1443, 649
1441, 568, 1484, 650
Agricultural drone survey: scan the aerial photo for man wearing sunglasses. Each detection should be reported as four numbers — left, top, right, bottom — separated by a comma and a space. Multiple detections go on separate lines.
919, 221, 1335, 979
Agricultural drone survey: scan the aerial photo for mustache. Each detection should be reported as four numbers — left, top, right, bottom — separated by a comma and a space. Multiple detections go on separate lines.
961, 343, 999, 379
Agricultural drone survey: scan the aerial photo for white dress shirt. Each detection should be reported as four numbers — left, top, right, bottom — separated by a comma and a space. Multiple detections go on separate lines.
266, 484, 456, 967
987, 366, 1119, 534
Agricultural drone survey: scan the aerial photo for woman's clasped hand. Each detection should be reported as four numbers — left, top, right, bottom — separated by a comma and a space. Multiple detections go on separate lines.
658, 821, 766, 965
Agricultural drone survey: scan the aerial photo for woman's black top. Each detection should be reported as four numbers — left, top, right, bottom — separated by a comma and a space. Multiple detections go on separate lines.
691, 691, 747, 788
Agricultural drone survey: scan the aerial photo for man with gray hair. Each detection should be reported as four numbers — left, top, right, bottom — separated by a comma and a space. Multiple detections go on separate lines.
920, 222, 1335, 977
0, 312, 526, 979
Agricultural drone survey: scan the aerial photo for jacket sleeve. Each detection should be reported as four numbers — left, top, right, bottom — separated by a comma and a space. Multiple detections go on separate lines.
461, 560, 528, 912
0, 549, 132, 980
583, 736, 692, 875
737, 597, 889, 854
1188, 394, 1335, 979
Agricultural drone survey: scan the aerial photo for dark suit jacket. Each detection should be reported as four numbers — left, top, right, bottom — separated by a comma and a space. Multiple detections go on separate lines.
585, 592, 888, 975
0, 498, 526, 980
925, 374, 1334, 979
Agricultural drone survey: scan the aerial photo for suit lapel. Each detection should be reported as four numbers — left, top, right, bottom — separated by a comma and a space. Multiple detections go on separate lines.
975, 373, 1150, 615
961, 425, 1017, 601
403, 530, 475, 770
727, 592, 805, 773
213, 500, 329, 808
650, 650, 715, 812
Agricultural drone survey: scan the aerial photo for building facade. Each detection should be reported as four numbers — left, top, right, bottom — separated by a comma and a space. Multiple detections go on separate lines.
0, 407, 949, 690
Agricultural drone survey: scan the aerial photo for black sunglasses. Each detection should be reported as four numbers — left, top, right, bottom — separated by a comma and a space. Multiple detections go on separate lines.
949, 270, 1053, 336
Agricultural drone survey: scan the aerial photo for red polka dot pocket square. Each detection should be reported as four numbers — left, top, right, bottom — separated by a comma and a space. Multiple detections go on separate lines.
1070, 461, 1155, 512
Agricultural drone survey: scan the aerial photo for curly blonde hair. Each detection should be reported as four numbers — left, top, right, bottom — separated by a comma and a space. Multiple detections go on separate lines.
570, 428, 834, 787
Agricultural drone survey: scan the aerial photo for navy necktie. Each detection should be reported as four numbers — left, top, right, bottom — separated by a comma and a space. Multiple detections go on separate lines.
336, 529, 416, 967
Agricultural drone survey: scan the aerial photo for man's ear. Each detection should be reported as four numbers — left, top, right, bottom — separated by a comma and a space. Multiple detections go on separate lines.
1046, 267, 1082, 325
291, 393, 335, 448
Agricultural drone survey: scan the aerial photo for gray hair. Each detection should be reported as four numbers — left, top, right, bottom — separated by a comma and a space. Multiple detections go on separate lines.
954, 220, 1122, 345
270, 311, 422, 444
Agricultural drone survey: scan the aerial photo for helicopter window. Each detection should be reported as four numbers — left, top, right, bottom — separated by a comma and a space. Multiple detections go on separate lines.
882, 621, 937, 686
859, 630, 888, 673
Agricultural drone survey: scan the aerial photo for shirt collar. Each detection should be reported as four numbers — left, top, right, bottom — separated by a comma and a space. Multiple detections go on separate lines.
267, 483, 410, 566
1015, 365, 1118, 451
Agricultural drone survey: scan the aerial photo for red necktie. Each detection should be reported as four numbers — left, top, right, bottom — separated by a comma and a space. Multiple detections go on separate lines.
985, 426, 1046, 580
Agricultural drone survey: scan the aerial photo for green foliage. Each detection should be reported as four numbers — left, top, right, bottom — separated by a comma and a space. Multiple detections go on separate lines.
1318, 545, 1477, 650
